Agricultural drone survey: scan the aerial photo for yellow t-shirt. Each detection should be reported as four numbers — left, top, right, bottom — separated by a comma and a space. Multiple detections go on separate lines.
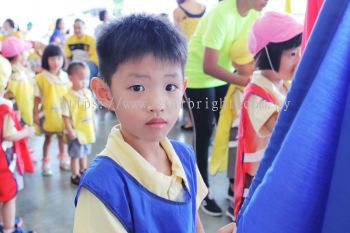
186, 0, 260, 88
7, 64, 35, 125
177, 5, 205, 40
61, 88, 96, 144
34, 70, 71, 132
64, 34, 98, 65
74, 126, 208, 233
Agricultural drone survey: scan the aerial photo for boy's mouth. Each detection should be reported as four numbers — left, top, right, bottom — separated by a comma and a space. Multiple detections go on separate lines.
146, 118, 168, 128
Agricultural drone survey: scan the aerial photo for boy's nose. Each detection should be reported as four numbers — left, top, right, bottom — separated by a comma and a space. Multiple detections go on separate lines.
147, 104, 164, 114
147, 99, 165, 114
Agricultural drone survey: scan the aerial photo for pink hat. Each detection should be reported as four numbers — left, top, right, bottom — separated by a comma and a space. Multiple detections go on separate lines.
248, 12, 303, 56
1, 36, 32, 58
0, 41, 2, 52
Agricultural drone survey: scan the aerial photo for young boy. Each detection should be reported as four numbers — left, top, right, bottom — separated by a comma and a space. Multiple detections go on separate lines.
73, 14, 207, 232
62, 62, 96, 185
0, 51, 35, 233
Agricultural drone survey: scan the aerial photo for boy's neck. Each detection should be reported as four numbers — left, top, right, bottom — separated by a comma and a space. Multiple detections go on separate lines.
237, 0, 251, 17
120, 127, 172, 176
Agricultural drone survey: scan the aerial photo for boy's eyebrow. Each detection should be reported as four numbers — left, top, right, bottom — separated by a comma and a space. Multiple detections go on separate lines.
126, 73, 180, 79
164, 73, 180, 78
127, 73, 151, 79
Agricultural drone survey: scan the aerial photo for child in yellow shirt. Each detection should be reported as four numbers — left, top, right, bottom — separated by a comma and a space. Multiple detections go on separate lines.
73, 14, 208, 233
1, 36, 35, 126
62, 62, 96, 185
33, 44, 71, 176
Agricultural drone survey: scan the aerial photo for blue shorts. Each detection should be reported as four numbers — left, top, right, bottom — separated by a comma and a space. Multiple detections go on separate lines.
68, 139, 91, 158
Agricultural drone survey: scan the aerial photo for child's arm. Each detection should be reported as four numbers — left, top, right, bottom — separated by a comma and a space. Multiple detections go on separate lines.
63, 116, 76, 140
196, 213, 205, 233
217, 223, 237, 233
33, 96, 41, 125
3, 126, 34, 142
203, 48, 251, 86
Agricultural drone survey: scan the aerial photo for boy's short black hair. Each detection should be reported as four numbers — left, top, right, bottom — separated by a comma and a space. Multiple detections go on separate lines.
41, 44, 65, 71
255, 34, 302, 71
67, 61, 89, 76
74, 18, 85, 25
99, 10, 108, 22
97, 14, 187, 86
5, 18, 15, 29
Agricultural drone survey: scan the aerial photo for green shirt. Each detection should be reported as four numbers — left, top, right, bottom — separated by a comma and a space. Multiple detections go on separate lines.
185, 0, 260, 88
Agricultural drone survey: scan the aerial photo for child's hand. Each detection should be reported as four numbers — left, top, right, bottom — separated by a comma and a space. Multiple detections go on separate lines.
67, 130, 77, 140
235, 74, 251, 86
23, 126, 35, 138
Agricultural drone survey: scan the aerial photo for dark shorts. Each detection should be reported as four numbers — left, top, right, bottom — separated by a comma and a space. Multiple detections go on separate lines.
68, 139, 91, 158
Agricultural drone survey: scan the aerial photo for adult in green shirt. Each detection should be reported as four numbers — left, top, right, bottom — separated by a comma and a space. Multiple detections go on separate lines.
185, 0, 268, 216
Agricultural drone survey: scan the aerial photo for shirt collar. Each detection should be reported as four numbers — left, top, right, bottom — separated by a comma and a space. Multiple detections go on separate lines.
100, 125, 190, 191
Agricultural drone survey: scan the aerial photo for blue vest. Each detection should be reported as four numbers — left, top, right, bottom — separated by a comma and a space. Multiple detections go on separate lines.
75, 140, 197, 233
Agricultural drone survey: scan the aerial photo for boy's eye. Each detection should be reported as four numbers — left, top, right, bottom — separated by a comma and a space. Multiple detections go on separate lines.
129, 85, 145, 92
165, 84, 178, 92
291, 52, 296, 57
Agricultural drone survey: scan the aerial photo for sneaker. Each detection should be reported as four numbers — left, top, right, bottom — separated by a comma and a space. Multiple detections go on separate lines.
226, 205, 236, 222
227, 186, 234, 202
201, 197, 223, 217
0, 216, 23, 232
59, 160, 71, 171
11, 226, 36, 233
70, 175, 81, 185
42, 162, 53, 176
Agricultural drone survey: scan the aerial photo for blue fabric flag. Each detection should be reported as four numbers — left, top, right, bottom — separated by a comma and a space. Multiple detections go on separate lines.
237, 0, 350, 232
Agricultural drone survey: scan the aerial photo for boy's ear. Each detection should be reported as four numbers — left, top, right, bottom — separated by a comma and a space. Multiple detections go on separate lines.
183, 79, 187, 92
90, 77, 114, 110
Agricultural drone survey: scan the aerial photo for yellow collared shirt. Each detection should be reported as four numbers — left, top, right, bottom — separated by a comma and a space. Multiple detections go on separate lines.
62, 88, 96, 144
74, 126, 208, 233
34, 70, 71, 132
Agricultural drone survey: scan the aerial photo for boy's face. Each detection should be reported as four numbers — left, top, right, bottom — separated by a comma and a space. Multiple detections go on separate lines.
74, 22, 84, 37
277, 46, 301, 80
70, 67, 89, 90
93, 54, 186, 142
